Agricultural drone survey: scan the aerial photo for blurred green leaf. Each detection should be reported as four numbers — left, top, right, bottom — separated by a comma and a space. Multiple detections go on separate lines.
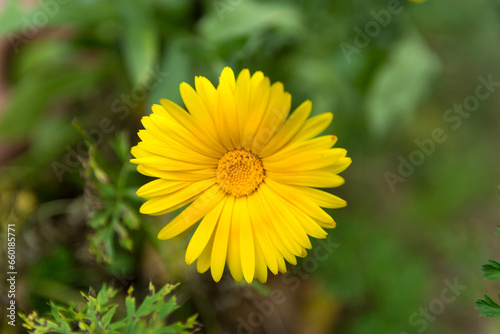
0, 0, 118, 37
148, 38, 189, 107
365, 30, 441, 136
119, 0, 159, 86
199, 0, 303, 44
0, 0, 33, 36
109, 131, 131, 163
0, 68, 105, 139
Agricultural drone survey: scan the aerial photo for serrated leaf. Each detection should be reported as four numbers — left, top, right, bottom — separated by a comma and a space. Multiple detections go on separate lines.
477, 294, 500, 319
482, 260, 500, 280
102, 305, 118, 327
22, 283, 195, 334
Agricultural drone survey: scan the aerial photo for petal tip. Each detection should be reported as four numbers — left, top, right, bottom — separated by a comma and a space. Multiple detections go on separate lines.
211, 270, 223, 283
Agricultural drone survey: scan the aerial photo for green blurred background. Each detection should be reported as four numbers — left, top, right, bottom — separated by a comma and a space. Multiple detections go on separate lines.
1, 0, 500, 333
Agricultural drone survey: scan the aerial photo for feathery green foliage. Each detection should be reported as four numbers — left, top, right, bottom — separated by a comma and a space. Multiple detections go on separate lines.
20, 283, 197, 334
74, 125, 141, 264
476, 197, 500, 319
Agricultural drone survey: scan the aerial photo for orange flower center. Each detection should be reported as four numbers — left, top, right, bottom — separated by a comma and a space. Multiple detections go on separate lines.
216, 149, 264, 197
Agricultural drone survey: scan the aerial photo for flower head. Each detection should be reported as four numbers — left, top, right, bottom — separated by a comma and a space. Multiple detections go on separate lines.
131, 67, 351, 283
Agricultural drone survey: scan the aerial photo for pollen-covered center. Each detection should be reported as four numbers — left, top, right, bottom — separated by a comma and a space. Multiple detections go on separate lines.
216, 149, 264, 197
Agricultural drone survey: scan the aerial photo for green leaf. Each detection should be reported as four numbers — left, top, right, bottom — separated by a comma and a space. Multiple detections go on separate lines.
0, 60, 105, 139
101, 305, 118, 327
482, 260, 500, 280
110, 131, 131, 163
365, 30, 441, 136
148, 38, 190, 107
199, 0, 303, 44
21, 283, 195, 334
477, 294, 500, 319
0, 0, 23, 36
120, 283, 196, 333
80, 132, 140, 264
0, 0, 118, 37
119, 0, 159, 86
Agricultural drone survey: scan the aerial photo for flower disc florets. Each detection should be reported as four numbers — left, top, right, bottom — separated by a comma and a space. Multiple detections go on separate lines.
216, 149, 264, 197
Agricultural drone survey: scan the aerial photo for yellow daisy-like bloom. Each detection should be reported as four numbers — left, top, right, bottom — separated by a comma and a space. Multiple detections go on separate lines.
130, 67, 351, 283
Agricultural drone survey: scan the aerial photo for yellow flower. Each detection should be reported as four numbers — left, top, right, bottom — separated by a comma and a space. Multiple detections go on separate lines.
130, 67, 351, 283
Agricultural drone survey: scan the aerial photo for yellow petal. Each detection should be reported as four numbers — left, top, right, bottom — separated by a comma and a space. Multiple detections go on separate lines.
242, 73, 270, 150
185, 198, 226, 265
276, 254, 287, 273
238, 197, 255, 283
134, 142, 218, 165
140, 178, 215, 215
290, 112, 333, 143
142, 112, 221, 158
258, 100, 312, 158
197, 232, 215, 274
136, 166, 214, 182
136, 179, 187, 199
179, 82, 220, 142
251, 82, 291, 153
266, 171, 345, 188
227, 200, 243, 282
217, 79, 239, 149
263, 135, 337, 163
298, 187, 347, 209
264, 148, 348, 172
259, 184, 310, 252
264, 178, 336, 226
157, 185, 225, 239
260, 183, 312, 249
279, 197, 327, 239
251, 191, 297, 267
195, 76, 217, 118
254, 238, 268, 283
328, 157, 352, 174
247, 192, 279, 274
131, 156, 216, 171
150, 106, 223, 156
137, 129, 215, 161
235, 69, 251, 145
160, 98, 226, 153
211, 195, 235, 282
219, 66, 236, 92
